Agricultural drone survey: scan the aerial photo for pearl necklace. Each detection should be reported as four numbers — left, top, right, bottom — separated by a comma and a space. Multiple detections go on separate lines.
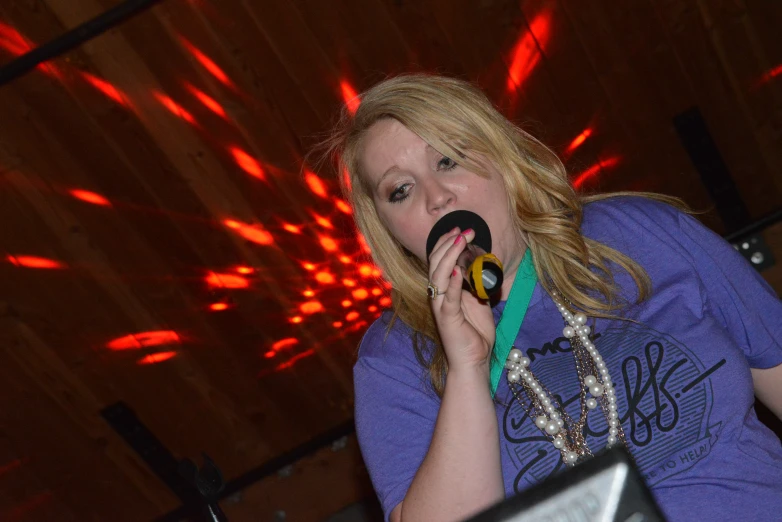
504, 291, 627, 465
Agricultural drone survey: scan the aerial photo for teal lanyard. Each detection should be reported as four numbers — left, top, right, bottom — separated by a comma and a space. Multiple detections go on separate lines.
490, 248, 537, 397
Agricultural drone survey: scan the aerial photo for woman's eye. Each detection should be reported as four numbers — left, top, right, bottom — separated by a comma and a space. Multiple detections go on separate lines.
388, 183, 411, 203
437, 156, 458, 171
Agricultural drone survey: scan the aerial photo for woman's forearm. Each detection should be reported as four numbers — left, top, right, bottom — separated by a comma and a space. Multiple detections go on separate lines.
399, 365, 504, 521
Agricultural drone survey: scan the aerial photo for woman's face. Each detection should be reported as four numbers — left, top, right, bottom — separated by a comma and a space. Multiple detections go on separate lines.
359, 118, 524, 270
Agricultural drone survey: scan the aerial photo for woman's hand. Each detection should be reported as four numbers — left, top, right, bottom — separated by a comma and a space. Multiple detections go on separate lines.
427, 227, 496, 373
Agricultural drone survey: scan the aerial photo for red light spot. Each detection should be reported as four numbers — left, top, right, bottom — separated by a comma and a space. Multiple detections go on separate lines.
342, 167, 352, 193
81, 73, 127, 106
380, 297, 392, 307
275, 348, 315, 370
106, 330, 181, 351
0, 22, 58, 77
205, 271, 249, 289
303, 290, 315, 297
352, 288, 369, 300
271, 338, 298, 351
319, 236, 338, 252
358, 264, 373, 277
315, 271, 335, 284
305, 171, 328, 198
223, 219, 273, 245
507, 10, 551, 91
368, 305, 378, 313
229, 147, 265, 180
264, 350, 276, 358
371, 269, 381, 277
300, 301, 324, 314
342, 278, 356, 287
371, 288, 382, 296
181, 39, 233, 88
333, 321, 343, 328
340, 80, 361, 115
339, 255, 351, 264
572, 157, 620, 189
346, 311, 360, 321
342, 300, 352, 308
6, 255, 65, 269
185, 83, 227, 118
236, 266, 254, 274
283, 223, 301, 234
314, 214, 334, 229
153, 91, 196, 125
335, 199, 352, 214
565, 128, 593, 156
757, 63, 782, 87
69, 188, 111, 206
357, 233, 371, 254
289, 316, 303, 324
209, 302, 229, 311
302, 262, 316, 271
138, 351, 177, 365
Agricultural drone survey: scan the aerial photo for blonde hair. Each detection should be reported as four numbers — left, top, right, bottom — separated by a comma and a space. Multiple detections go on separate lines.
317, 74, 685, 396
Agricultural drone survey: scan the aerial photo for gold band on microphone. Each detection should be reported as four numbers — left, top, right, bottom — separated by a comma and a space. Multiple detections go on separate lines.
469, 253, 503, 300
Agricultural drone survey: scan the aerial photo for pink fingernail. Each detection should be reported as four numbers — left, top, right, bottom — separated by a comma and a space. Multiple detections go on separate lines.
453, 235, 462, 245
463, 228, 473, 235
452, 268, 458, 277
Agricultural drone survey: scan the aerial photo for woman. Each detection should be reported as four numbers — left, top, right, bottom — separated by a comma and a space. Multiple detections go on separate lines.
321, 74, 782, 521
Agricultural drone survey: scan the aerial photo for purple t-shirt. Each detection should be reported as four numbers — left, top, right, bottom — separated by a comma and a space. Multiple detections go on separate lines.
354, 197, 782, 521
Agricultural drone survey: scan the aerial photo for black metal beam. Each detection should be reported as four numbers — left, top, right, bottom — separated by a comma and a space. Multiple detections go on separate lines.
0, 0, 164, 87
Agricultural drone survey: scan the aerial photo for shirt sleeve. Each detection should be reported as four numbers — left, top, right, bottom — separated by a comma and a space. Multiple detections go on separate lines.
353, 316, 441, 521
675, 210, 782, 369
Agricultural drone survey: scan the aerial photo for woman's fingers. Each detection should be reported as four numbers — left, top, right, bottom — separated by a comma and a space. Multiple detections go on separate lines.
441, 265, 464, 316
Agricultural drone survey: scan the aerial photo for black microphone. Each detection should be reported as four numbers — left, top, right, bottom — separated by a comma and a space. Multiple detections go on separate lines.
425, 210, 504, 300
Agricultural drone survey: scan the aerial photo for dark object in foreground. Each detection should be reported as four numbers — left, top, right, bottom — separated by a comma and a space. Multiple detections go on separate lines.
465, 447, 665, 522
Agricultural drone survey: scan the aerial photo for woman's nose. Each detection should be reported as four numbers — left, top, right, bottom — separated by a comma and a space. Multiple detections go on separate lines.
425, 180, 456, 215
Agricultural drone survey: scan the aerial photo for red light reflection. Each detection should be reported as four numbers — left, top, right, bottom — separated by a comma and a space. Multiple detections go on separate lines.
313, 214, 334, 229
229, 147, 265, 180
340, 80, 361, 115
180, 39, 234, 88
6, 255, 65, 269
315, 271, 335, 284
300, 301, 324, 314
565, 128, 593, 156
275, 348, 315, 370
224, 219, 274, 245
352, 288, 369, 300
319, 235, 338, 252
757, 63, 782, 87
271, 338, 298, 351
106, 330, 181, 351
572, 157, 620, 189
138, 351, 177, 365
0, 22, 59, 78
205, 271, 249, 289
69, 188, 111, 206
335, 199, 352, 214
153, 91, 196, 125
81, 73, 127, 106
305, 172, 328, 198
185, 83, 227, 118
283, 223, 301, 234
507, 10, 551, 91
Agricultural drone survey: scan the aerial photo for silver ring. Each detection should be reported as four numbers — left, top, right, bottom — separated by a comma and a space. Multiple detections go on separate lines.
427, 282, 445, 300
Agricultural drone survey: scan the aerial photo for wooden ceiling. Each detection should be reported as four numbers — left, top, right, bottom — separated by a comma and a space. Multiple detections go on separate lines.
0, 0, 781, 520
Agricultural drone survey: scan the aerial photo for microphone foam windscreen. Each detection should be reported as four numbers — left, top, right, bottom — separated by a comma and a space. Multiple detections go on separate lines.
425, 210, 492, 261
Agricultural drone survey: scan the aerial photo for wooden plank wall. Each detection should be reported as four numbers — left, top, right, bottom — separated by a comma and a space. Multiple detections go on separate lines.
0, 0, 780, 520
